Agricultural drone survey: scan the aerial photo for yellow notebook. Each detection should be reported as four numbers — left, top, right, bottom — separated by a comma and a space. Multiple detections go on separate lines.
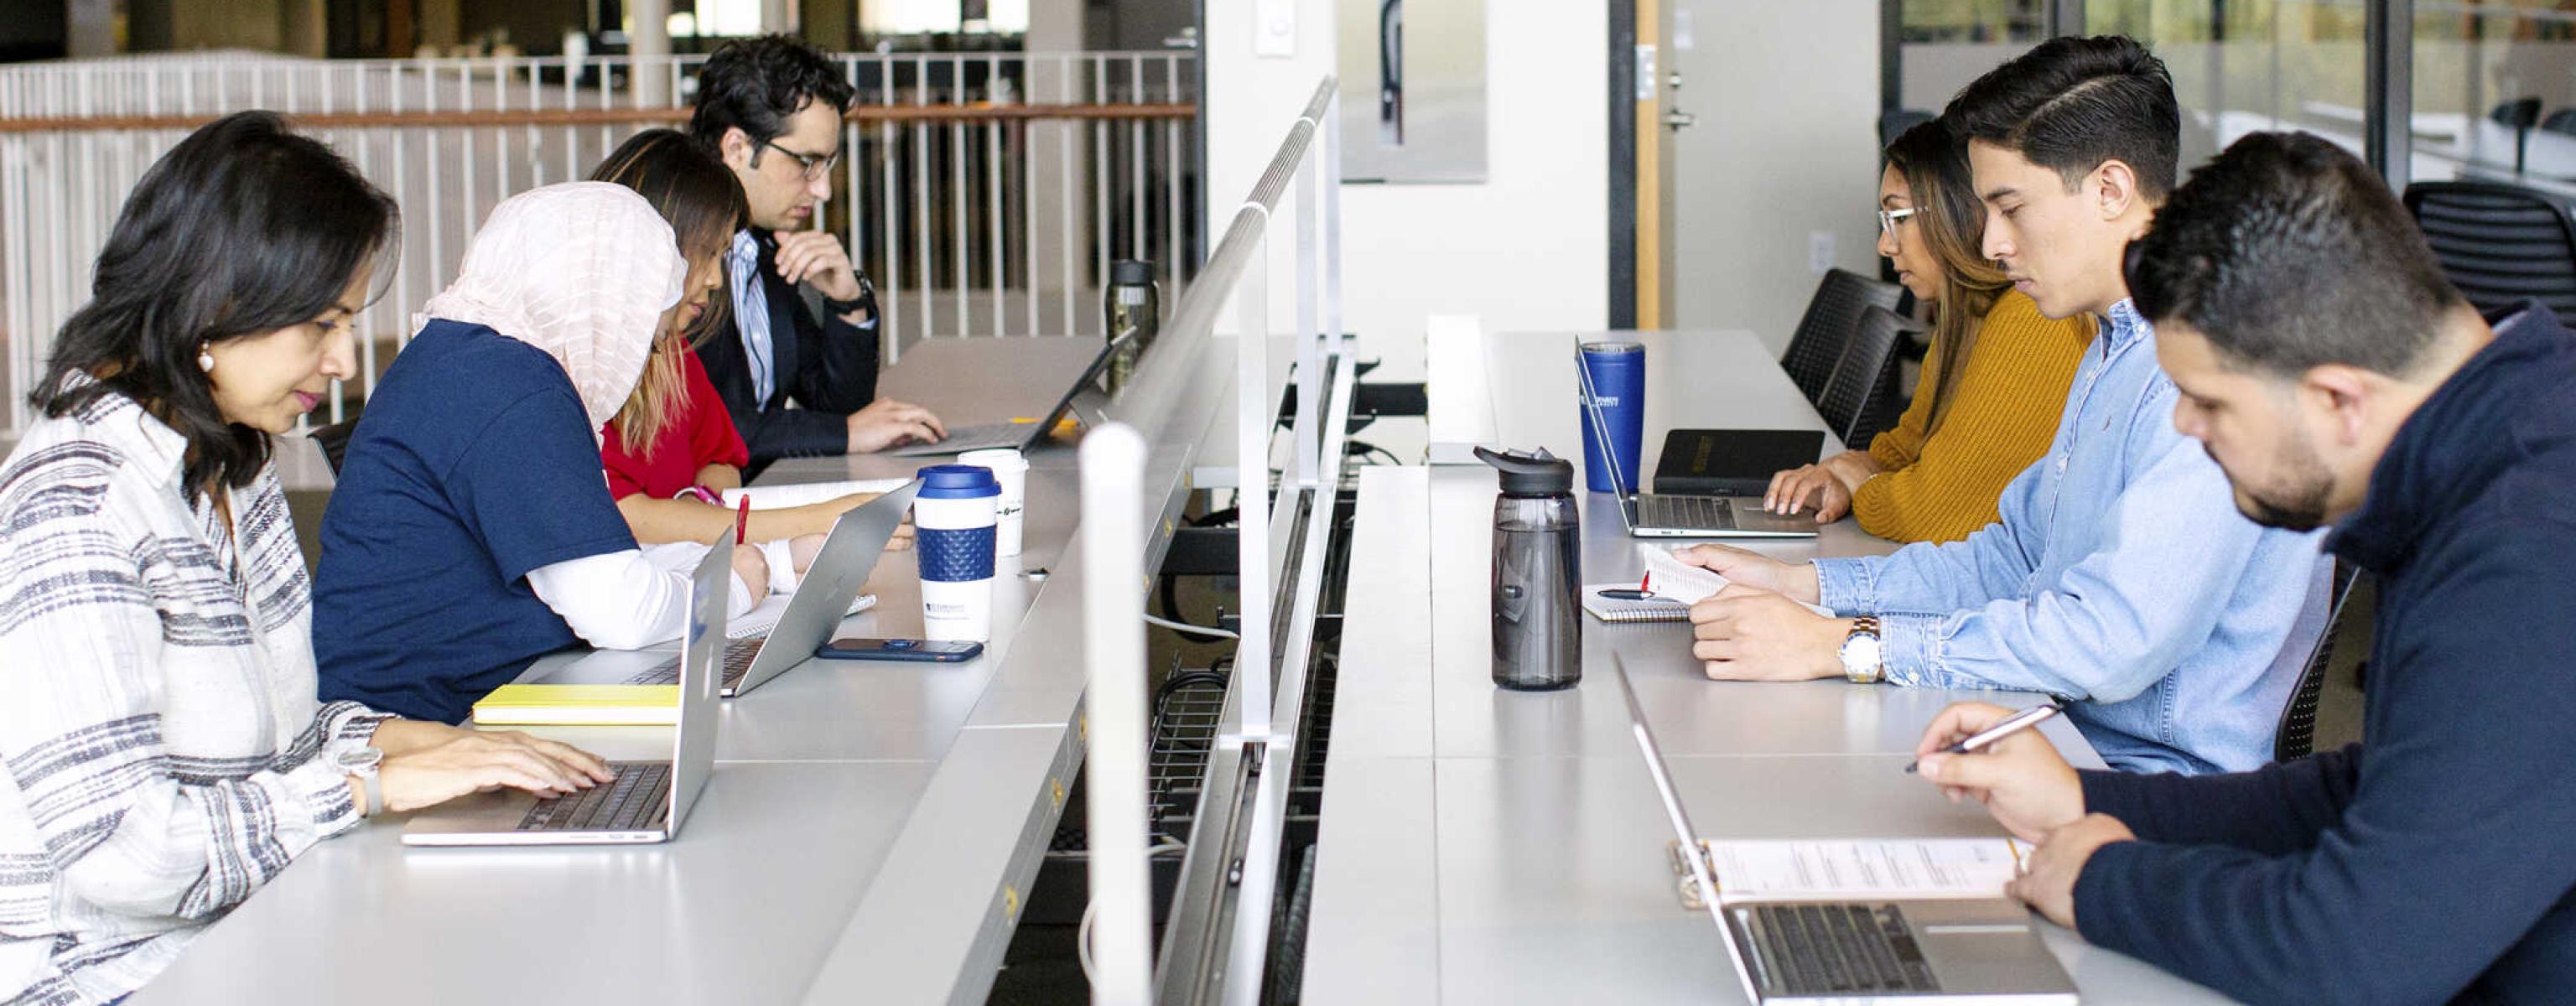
472, 685, 681, 726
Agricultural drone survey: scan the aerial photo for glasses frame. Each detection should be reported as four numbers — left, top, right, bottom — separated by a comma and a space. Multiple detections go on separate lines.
760, 139, 844, 182
1875, 205, 1919, 236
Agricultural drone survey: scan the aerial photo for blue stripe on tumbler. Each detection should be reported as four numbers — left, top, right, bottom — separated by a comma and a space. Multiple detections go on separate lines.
919, 525, 998, 582
1577, 342, 1645, 494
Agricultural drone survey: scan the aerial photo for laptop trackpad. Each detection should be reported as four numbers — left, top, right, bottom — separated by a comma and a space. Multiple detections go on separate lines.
401, 788, 539, 837
1901, 900, 2078, 997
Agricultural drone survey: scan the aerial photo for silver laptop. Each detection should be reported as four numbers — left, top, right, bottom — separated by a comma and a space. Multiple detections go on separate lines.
402, 537, 732, 847
1576, 347, 1817, 539
1608, 652, 2077, 1003
539, 480, 922, 697
886, 329, 1133, 457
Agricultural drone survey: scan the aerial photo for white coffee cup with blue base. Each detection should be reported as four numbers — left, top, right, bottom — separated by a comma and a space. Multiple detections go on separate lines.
913, 464, 1001, 641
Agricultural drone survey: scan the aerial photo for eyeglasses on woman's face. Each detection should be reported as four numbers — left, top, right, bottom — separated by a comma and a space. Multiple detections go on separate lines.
1876, 205, 1919, 237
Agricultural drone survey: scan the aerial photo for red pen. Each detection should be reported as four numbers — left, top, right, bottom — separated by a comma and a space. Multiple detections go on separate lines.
735, 497, 751, 546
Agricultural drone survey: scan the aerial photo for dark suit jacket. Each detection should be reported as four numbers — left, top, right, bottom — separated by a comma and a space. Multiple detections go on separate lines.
696, 230, 882, 465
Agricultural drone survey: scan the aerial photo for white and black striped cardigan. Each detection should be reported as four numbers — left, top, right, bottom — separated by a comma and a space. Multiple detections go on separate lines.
0, 386, 387, 1006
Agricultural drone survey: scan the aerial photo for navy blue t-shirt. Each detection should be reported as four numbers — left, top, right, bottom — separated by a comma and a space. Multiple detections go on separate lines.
314, 319, 637, 723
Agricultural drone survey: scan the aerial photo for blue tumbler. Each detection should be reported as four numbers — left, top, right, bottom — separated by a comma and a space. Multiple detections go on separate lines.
1576, 341, 1646, 494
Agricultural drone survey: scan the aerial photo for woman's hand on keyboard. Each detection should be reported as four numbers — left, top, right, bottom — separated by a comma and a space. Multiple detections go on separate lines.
378, 730, 616, 813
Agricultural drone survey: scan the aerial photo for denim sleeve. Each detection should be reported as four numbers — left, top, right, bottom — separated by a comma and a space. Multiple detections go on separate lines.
1815, 452, 2049, 616
1872, 418, 2273, 699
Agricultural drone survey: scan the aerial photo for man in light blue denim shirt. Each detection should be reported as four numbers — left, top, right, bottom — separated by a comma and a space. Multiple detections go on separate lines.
1680, 37, 2328, 775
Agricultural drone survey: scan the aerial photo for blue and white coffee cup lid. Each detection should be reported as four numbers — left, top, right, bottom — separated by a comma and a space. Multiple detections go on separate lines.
917, 464, 1001, 499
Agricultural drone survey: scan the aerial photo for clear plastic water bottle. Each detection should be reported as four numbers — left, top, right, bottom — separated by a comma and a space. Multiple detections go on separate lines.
1478, 446, 1581, 691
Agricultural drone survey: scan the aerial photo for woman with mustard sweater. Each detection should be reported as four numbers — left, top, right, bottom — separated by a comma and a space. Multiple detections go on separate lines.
1765, 120, 2092, 542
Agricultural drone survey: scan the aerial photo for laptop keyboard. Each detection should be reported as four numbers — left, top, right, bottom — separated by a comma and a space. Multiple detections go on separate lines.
1740, 903, 1941, 996
515, 761, 673, 833
624, 640, 760, 688
1637, 493, 1737, 531
888, 421, 1024, 456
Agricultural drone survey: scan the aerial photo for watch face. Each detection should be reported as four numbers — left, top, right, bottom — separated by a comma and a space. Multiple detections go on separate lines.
1841, 634, 1883, 677
336, 746, 383, 772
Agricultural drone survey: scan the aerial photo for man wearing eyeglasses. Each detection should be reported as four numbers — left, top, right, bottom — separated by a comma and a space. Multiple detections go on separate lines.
690, 34, 946, 465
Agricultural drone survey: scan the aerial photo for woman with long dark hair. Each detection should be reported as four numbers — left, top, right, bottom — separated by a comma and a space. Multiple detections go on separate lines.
1763, 119, 2095, 542
0, 112, 610, 1005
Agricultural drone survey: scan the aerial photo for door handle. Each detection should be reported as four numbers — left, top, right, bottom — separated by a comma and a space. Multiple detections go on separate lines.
1662, 109, 1697, 132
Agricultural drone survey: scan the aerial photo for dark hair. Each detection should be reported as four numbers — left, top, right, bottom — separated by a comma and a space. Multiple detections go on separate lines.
591, 128, 749, 275
2127, 131, 2465, 379
589, 127, 749, 454
1883, 119, 2009, 433
688, 34, 854, 155
33, 111, 397, 500
1945, 35, 2180, 200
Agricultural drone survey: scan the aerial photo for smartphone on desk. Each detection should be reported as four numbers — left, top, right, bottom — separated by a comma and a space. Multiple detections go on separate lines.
814, 637, 984, 662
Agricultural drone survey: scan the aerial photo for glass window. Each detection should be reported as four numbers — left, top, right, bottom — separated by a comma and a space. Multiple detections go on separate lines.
1895, 2, 2375, 179
1897, 0, 2054, 112
2411, 1, 2576, 197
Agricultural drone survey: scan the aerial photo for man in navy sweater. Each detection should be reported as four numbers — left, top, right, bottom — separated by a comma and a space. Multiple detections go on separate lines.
1912, 131, 2576, 1003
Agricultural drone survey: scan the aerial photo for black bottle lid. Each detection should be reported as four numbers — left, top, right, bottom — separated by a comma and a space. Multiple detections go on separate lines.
1475, 445, 1575, 496
1109, 259, 1156, 287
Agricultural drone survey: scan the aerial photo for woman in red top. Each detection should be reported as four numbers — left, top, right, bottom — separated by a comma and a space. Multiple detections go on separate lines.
590, 130, 894, 565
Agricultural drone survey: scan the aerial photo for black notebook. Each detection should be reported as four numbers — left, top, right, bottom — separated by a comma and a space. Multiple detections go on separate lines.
1650, 429, 1829, 498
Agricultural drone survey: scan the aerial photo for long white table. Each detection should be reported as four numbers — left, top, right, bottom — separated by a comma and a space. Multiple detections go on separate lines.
1301, 330, 2231, 1003
133, 334, 1142, 1005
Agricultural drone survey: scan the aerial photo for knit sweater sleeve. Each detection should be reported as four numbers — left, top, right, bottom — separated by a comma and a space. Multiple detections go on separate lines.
1851, 293, 2090, 543
1865, 345, 1935, 470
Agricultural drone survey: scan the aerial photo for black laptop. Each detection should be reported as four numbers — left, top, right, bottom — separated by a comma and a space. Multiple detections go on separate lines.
1651, 429, 1830, 498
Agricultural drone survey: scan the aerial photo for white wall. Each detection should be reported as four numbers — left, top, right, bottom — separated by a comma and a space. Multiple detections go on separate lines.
1203, 0, 1609, 381
1665, 0, 1882, 350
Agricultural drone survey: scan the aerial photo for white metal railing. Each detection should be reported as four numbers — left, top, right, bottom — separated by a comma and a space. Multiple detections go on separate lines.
1094, 75, 1345, 1006
0, 49, 1197, 436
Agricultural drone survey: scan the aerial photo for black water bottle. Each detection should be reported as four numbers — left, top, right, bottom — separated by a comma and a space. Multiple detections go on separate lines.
1478, 446, 1581, 691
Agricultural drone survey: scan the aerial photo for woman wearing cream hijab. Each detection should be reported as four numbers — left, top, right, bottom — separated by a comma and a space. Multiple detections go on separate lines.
313, 182, 774, 725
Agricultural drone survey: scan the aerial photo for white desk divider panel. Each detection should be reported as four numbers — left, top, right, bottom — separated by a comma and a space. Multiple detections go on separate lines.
1081, 423, 1153, 1006
1423, 314, 1496, 464
1125, 75, 1357, 1006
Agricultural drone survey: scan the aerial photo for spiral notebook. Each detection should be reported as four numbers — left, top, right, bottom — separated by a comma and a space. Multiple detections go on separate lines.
1582, 583, 1697, 623
1584, 546, 1834, 623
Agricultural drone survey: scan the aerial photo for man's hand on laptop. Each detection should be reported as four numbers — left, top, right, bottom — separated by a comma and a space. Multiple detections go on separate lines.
377, 729, 616, 812
1675, 544, 1822, 604
1912, 702, 2085, 843
846, 398, 947, 454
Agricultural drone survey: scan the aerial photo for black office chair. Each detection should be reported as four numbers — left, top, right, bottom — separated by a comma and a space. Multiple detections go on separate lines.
1781, 268, 1905, 407
310, 415, 361, 475
2274, 563, 2366, 762
2491, 97, 2542, 174
2402, 180, 2576, 321
2543, 108, 2576, 137
1815, 305, 1917, 449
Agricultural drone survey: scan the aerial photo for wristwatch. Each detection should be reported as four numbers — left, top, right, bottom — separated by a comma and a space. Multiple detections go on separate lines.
1838, 616, 1885, 684
335, 745, 385, 816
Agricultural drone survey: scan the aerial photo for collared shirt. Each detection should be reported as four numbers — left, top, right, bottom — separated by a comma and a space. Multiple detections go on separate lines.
1814, 298, 2329, 775
729, 229, 776, 403
0, 382, 387, 1004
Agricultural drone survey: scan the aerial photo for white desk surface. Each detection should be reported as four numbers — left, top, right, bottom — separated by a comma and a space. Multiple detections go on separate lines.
1303, 329, 2231, 1004
134, 336, 1127, 1005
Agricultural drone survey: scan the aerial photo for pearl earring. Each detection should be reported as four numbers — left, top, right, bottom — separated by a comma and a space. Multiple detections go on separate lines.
197, 346, 215, 373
